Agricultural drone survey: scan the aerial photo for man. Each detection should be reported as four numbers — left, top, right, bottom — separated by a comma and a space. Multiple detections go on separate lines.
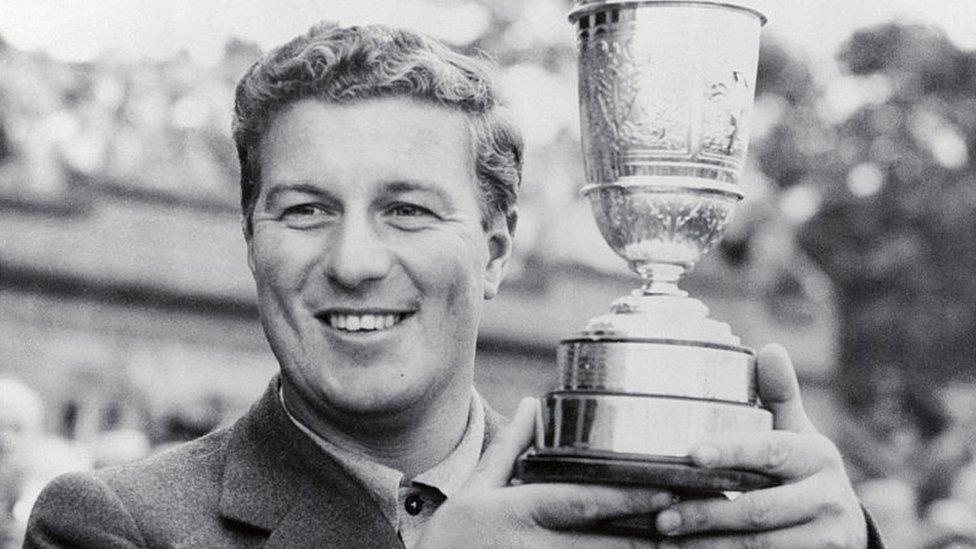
25, 23, 883, 548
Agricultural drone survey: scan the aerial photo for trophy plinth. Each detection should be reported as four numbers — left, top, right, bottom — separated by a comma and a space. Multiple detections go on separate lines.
515, 0, 773, 496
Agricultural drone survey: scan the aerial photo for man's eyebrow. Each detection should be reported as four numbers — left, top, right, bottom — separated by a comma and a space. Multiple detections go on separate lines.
261, 182, 331, 207
382, 180, 453, 203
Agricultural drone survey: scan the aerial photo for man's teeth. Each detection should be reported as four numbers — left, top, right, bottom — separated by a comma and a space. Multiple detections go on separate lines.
328, 313, 405, 332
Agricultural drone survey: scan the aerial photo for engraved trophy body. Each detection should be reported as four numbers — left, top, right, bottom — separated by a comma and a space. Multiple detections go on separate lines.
516, 0, 773, 494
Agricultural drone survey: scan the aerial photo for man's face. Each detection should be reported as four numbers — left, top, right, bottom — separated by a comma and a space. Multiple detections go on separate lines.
247, 97, 511, 419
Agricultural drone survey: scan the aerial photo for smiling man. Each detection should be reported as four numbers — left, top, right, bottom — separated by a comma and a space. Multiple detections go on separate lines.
251, 97, 501, 480
25, 22, 883, 549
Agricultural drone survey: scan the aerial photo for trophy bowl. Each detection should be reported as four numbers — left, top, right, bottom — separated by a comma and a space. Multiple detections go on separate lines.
585, 183, 740, 293
516, 0, 775, 499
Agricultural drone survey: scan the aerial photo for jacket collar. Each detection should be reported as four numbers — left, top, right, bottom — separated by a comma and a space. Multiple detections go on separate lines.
216, 376, 509, 547
217, 376, 401, 547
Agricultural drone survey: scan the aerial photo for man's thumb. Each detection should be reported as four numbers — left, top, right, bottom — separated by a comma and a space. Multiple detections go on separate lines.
757, 343, 817, 433
465, 397, 538, 490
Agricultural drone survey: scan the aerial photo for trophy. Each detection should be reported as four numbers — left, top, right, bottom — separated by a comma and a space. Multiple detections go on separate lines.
516, 0, 773, 495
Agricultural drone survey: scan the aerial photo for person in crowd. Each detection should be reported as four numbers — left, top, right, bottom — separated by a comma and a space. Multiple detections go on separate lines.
24, 22, 883, 548
0, 378, 44, 548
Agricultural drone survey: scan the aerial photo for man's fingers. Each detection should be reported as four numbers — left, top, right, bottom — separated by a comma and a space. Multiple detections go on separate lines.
688, 431, 843, 480
654, 519, 862, 549
512, 483, 674, 530
548, 531, 665, 549
756, 343, 816, 433
465, 397, 538, 490
654, 476, 837, 535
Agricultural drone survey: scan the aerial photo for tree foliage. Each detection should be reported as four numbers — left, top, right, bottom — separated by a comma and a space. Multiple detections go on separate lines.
763, 24, 976, 402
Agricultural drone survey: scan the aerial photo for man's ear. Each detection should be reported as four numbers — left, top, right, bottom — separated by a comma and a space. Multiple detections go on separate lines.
483, 208, 517, 300
241, 215, 256, 274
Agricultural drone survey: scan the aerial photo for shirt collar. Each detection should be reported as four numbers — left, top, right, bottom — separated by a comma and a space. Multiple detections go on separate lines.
412, 389, 484, 498
277, 385, 485, 520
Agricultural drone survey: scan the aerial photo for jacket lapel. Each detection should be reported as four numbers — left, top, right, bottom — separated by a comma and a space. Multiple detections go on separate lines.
218, 377, 401, 548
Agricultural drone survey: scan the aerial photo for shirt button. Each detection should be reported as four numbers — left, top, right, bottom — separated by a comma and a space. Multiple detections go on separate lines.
404, 494, 424, 516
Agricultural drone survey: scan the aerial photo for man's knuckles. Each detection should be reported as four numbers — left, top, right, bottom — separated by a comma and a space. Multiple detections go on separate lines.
732, 535, 772, 549
658, 533, 771, 549
713, 432, 844, 476
759, 436, 793, 474
819, 526, 857, 549
742, 493, 777, 530
662, 492, 775, 535
696, 434, 795, 474
554, 489, 670, 524
813, 486, 850, 520
548, 495, 606, 525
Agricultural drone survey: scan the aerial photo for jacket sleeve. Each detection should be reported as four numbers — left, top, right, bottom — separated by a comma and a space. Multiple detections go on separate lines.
864, 507, 886, 549
23, 472, 146, 549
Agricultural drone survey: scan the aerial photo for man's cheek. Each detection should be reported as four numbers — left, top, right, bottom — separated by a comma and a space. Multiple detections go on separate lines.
443, 269, 485, 330
424, 254, 469, 311
254, 240, 317, 292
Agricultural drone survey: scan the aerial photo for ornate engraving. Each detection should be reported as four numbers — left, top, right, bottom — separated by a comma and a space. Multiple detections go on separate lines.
586, 185, 736, 274
580, 24, 692, 183
575, 7, 761, 186
700, 70, 752, 163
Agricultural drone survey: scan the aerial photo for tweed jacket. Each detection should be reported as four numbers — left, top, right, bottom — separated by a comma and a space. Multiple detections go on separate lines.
23, 377, 505, 549
24, 377, 887, 548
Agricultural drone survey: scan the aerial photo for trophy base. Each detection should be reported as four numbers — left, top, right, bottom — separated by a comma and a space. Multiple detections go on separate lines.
515, 451, 775, 494
515, 452, 776, 538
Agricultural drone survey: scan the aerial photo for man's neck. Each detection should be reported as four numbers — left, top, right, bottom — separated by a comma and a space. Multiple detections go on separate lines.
280, 379, 472, 479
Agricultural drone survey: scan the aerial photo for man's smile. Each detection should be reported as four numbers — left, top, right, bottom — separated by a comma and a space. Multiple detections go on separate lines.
315, 309, 417, 333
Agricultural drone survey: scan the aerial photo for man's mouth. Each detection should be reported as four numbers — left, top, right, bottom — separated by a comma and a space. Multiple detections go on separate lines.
320, 312, 413, 332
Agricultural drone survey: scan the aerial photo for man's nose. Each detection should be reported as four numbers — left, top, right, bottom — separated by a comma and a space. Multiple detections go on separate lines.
324, 215, 393, 289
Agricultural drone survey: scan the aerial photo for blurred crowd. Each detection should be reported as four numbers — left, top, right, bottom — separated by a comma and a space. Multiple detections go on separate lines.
0, 38, 252, 548
842, 380, 976, 548
0, 376, 229, 548
0, 38, 260, 210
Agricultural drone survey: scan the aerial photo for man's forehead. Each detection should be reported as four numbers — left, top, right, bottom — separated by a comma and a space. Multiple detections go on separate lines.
259, 97, 472, 170
255, 97, 478, 201
270, 96, 467, 141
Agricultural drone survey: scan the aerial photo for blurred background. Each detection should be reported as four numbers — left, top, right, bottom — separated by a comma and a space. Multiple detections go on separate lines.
1, 1, 975, 547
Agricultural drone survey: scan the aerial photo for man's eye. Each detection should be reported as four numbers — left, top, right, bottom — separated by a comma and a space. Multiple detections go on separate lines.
389, 203, 433, 217
283, 204, 324, 217
280, 204, 333, 226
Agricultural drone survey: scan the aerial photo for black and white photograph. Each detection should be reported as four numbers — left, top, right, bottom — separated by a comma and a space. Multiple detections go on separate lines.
1, 1, 975, 547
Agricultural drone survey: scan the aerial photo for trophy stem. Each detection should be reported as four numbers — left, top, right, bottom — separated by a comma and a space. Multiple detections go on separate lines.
635, 263, 687, 297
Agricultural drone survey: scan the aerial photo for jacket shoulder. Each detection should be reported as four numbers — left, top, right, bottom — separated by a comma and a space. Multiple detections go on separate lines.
24, 470, 148, 549
25, 427, 237, 549
99, 427, 235, 539
98, 426, 232, 502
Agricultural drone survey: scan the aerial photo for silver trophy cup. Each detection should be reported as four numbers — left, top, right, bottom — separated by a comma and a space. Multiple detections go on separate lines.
516, 0, 773, 495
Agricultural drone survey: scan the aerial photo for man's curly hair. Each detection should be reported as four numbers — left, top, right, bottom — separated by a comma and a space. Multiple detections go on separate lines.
233, 22, 522, 234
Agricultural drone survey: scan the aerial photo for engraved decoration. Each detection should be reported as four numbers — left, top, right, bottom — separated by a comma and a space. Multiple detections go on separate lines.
577, 5, 762, 187
587, 185, 736, 274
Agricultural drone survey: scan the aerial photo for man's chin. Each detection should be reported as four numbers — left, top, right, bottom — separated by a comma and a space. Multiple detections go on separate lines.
319, 379, 432, 419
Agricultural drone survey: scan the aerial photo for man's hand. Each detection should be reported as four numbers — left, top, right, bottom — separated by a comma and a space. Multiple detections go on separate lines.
417, 398, 674, 548
652, 344, 868, 548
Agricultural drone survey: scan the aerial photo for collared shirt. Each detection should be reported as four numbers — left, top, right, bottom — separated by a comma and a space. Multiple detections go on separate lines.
278, 387, 485, 548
